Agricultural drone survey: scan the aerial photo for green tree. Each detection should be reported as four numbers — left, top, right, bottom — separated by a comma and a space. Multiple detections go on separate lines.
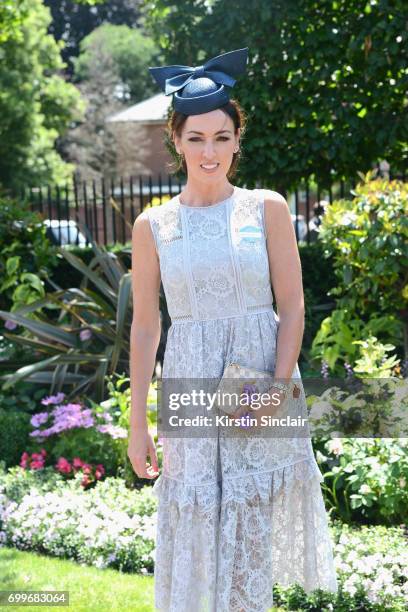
44, 0, 143, 76
0, 0, 85, 193
61, 23, 157, 181
141, 0, 407, 190
72, 23, 160, 103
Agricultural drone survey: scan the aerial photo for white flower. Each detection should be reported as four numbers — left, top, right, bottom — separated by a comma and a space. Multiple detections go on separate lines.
327, 437, 344, 456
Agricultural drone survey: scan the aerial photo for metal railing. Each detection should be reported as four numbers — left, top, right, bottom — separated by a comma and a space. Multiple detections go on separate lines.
23, 168, 406, 247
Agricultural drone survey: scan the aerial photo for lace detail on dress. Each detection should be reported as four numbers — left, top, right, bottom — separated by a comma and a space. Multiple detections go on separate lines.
152, 474, 221, 513
145, 187, 274, 322
221, 457, 324, 504
146, 186, 339, 611
153, 458, 338, 612
152, 457, 324, 510
146, 201, 193, 322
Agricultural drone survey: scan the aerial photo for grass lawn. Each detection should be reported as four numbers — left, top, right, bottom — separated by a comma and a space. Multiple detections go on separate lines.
0, 547, 154, 611
0, 547, 288, 611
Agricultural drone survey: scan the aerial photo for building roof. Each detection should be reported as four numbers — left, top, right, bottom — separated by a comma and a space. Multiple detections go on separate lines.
106, 93, 171, 124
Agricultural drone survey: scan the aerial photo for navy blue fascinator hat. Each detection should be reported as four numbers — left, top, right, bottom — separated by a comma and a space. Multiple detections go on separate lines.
148, 47, 249, 115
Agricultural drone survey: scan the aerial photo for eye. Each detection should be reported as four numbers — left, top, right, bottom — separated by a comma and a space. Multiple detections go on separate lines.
187, 136, 231, 142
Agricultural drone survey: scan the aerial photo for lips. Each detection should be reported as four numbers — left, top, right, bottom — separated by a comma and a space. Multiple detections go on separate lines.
200, 163, 219, 173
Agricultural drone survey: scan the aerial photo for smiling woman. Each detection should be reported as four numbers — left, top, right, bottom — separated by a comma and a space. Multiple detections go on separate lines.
128, 47, 339, 612
166, 99, 246, 194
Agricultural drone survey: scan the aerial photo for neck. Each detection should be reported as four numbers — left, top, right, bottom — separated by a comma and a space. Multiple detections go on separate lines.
180, 180, 234, 206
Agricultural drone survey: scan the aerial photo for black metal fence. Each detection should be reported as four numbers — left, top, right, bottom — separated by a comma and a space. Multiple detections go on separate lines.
23, 169, 406, 247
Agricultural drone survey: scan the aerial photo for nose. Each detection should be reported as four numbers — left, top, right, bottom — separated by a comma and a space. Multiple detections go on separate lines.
203, 139, 216, 160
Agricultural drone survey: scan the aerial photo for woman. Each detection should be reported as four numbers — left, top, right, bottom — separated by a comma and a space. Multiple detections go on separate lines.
128, 47, 338, 612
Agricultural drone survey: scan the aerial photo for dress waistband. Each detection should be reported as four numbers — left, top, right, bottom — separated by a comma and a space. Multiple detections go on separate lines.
171, 304, 276, 324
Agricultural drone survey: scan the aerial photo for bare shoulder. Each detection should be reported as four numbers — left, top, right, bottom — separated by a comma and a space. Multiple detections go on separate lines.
257, 189, 291, 233
133, 208, 149, 227
131, 209, 157, 254
132, 207, 154, 233
258, 188, 288, 210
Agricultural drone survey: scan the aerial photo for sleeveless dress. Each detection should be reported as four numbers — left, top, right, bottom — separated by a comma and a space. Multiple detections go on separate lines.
145, 185, 338, 612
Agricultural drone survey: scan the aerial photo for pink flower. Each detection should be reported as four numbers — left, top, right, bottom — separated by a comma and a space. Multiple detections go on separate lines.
55, 457, 72, 474
72, 457, 84, 469
20, 452, 30, 468
81, 475, 91, 487
95, 464, 105, 479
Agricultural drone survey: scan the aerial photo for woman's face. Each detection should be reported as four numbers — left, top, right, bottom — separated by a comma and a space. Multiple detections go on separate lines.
174, 110, 240, 181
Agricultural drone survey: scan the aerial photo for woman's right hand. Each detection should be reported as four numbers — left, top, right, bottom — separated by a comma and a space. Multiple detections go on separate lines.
127, 427, 160, 479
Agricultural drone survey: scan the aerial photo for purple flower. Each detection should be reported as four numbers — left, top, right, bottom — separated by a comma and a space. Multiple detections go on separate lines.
51, 403, 94, 430
41, 392, 65, 406
29, 429, 45, 438
321, 360, 330, 380
31, 402, 95, 438
79, 328, 92, 341
4, 319, 17, 330
30, 412, 49, 427
344, 362, 354, 378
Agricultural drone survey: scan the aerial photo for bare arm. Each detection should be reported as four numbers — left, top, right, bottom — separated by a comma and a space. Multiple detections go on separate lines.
128, 210, 161, 478
263, 190, 305, 380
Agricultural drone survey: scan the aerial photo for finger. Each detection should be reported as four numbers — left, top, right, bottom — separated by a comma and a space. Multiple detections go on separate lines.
133, 459, 151, 479
148, 441, 159, 472
145, 461, 159, 473
145, 466, 159, 479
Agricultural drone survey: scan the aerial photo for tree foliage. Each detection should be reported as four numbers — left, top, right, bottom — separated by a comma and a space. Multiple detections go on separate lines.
0, 0, 86, 192
141, 0, 408, 190
61, 23, 157, 181
72, 23, 159, 103
44, 0, 143, 76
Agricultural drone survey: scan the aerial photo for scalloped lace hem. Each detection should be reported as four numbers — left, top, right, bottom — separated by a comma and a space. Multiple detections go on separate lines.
151, 457, 324, 511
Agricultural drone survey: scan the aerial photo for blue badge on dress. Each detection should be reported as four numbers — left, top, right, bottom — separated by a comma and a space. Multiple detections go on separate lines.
238, 225, 263, 244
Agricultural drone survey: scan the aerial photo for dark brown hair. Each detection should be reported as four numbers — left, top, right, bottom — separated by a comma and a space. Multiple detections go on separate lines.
164, 99, 247, 179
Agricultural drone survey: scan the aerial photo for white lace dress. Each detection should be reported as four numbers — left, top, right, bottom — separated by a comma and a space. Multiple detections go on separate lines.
145, 186, 338, 612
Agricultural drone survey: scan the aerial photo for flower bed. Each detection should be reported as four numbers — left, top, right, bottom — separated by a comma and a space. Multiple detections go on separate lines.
0, 466, 156, 573
0, 465, 406, 609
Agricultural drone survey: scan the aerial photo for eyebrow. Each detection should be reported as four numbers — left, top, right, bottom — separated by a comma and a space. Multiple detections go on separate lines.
186, 130, 232, 135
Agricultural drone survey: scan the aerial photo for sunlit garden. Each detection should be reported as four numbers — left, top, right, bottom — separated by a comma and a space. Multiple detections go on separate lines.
1, 0, 407, 611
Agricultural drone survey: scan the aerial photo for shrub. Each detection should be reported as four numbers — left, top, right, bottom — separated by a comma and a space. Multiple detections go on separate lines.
0, 409, 32, 468
315, 438, 408, 525
0, 196, 58, 313
311, 171, 408, 373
